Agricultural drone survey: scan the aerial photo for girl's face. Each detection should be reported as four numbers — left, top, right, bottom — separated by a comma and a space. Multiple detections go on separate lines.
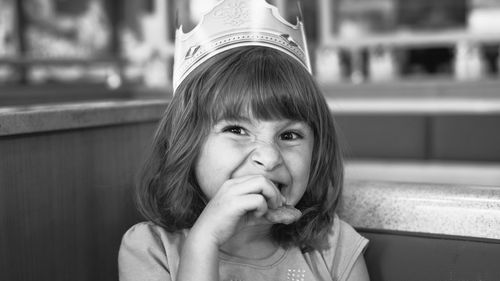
194, 115, 314, 206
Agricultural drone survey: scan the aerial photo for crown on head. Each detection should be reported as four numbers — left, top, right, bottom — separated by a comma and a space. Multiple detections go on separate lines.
173, 0, 312, 92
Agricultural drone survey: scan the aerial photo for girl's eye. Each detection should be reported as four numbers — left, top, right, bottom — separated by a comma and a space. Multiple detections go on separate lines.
222, 125, 247, 136
280, 131, 302, 141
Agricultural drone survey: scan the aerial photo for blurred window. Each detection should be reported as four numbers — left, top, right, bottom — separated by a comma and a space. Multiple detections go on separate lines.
315, 0, 500, 83
0, 0, 121, 87
0, 0, 177, 104
2, 0, 500, 104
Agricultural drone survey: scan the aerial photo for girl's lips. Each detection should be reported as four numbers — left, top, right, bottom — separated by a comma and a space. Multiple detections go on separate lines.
271, 180, 291, 205
271, 180, 283, 189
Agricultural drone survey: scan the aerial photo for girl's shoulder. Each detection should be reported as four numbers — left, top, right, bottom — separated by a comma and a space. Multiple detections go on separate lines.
326, 213, 368, 257
118, 222, 188, 280
330, 214, 368, 248
120, 221, 189, 255
305, 214, 368, 281
121, 221, 188, 244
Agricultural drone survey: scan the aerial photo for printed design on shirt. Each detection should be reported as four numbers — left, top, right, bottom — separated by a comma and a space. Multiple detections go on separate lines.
223, 277, 244, 281
223, 268, 307, 281
287, 268, 306, 281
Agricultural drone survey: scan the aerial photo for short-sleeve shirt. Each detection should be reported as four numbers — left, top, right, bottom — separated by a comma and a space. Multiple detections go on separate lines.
118, 214, 368, 281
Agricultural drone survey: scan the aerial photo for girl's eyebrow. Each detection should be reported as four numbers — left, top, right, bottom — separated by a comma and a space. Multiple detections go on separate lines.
281, 119, 309, 128
212, 117, 251, 130
217, 116, 253, 124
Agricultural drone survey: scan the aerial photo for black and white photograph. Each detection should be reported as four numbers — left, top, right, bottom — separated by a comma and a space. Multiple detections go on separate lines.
1, 0, 500, 281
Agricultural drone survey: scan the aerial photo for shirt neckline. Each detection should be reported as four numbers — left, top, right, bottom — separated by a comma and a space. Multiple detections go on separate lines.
219, 246, 288, 268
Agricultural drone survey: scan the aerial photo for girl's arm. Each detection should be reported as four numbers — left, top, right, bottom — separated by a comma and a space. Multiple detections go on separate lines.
175, 175, 284, 281
176, 223, 220, 281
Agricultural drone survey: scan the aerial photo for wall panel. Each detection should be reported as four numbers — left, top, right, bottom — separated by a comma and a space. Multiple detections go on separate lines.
0, 122, 157, 281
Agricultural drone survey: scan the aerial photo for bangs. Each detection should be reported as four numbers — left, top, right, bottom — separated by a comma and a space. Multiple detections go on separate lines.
199, 47, 317, 125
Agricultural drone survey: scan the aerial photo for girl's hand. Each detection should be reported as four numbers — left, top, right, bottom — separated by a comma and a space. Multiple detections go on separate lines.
190, 175, 286, 246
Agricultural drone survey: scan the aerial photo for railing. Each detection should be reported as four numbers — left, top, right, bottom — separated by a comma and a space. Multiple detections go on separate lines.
316, 29, 500, 83
0, 57, 126, 89
322, 29, 500, 48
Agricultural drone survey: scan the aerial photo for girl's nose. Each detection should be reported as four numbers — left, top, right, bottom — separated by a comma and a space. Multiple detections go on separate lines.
250, 142, 283, 171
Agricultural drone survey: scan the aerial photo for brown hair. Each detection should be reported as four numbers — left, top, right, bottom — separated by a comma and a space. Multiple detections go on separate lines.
136, 46, 343, 251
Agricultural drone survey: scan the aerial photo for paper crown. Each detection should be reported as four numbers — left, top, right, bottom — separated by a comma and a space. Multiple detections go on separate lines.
173, 0, 312, 92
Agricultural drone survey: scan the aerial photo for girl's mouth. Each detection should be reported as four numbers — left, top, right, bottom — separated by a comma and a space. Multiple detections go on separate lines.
272, 180, 290, 202
271, 180, 285, 191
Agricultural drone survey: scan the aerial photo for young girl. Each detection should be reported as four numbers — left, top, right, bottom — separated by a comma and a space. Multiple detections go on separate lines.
119, 1, 369, 281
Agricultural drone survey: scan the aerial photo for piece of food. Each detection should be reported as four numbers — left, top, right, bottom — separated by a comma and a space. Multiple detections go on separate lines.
264, 205, 302, 224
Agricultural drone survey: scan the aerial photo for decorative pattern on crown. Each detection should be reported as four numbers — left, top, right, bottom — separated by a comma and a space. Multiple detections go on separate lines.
173, 0, 311, 92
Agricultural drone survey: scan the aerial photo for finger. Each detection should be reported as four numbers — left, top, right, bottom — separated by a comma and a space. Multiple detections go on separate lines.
230, 175, 284, 209
239, 193, 269, 218
223, 174, 260, 186
217, 175, 259, 195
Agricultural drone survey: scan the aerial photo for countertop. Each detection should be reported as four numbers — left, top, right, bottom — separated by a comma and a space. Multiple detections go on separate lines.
3, 95, 500, 136
339, 179, 500, 240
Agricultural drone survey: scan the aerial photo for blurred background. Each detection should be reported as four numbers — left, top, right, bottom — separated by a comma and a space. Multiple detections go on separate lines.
2, 0, 500, 181
1, 0, 499, 88
1, 1, 500, 281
